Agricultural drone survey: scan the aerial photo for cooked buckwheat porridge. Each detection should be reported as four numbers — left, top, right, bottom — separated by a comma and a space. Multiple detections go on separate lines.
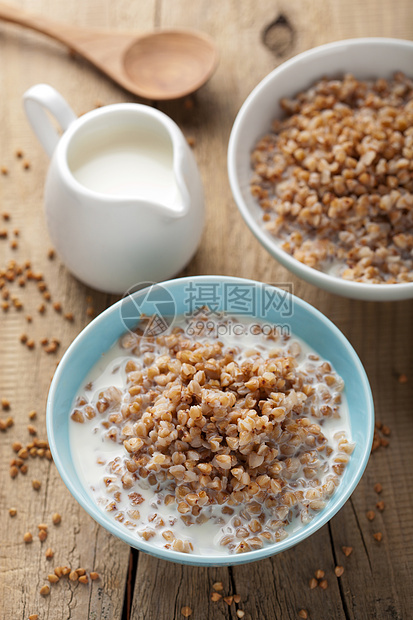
70, 315, 354, 555
250, 72, 413, 283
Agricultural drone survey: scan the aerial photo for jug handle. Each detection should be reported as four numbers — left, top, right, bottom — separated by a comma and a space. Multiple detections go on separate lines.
23, 84, 77, 158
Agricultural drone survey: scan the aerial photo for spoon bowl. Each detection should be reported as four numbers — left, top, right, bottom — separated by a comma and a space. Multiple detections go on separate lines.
123, 30, 218, 100
0, 1, 218, 100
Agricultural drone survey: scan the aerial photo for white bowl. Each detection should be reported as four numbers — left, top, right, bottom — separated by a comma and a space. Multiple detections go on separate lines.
228, 38, 413, 301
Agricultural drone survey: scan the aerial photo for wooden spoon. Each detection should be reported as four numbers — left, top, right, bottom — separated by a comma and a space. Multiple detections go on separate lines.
0, 2, 218, 100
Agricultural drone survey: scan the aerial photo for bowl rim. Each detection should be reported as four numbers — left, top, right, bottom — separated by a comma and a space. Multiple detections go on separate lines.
227, 37, 413, 300
47, 275, 374, 566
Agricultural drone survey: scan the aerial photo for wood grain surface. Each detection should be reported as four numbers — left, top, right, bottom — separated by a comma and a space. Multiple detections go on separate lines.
0, 1, 412, 619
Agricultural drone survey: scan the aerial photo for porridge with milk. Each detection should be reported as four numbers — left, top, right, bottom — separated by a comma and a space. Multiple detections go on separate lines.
70, 317, 354, 555
250, 72, 413, 283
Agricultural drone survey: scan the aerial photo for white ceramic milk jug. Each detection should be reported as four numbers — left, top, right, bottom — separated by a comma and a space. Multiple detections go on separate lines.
23, 84, 205, 294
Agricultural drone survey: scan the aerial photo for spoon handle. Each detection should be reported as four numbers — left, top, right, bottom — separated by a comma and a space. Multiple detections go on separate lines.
0, 1, 95, 50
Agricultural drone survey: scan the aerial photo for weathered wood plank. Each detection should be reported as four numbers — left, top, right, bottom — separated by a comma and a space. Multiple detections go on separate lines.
131, 554, 232, 620
0, 1, 157, 619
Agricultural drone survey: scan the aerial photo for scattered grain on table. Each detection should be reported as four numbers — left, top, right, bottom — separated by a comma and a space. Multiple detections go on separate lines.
372, 423, 391, 452
10, 465, 18, 478
38, 529, 47, 542
184, 97, 194, 110
48, 574, 59, 583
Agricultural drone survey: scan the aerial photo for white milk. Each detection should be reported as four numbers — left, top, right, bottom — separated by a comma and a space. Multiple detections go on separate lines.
70, 126, 179, 204
69, 321, 352, 556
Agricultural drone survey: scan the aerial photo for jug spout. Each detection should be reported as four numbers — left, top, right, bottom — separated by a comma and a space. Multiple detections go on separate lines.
142, 143, 192, 219
162, 140, 194, 218
139, 123, 203, 220
146, 117, 204, 219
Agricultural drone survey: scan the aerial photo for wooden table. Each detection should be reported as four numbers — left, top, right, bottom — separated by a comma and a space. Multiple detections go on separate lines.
1, 1, 412, 618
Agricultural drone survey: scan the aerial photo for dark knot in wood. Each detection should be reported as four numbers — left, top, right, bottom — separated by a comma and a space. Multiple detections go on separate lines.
262, 14, 295, 58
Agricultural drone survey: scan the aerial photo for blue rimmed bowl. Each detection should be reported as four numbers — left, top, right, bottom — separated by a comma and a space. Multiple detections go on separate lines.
47, 276, 374, 566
